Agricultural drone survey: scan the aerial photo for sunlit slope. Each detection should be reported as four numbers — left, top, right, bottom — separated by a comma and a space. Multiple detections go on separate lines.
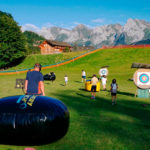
48, 47, 150, 94
1, 47, 150, 97
63, 47, 150, 72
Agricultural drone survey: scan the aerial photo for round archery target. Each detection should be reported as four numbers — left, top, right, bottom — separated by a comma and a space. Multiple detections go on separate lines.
133, 69, 150, 89
101, 70, 106, 75
99, 68, 108, 76
139, 74, 149, 83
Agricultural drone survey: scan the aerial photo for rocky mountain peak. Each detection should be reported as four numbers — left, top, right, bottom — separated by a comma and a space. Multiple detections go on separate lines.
74, 24, 87, 29
28, 19, 150, 48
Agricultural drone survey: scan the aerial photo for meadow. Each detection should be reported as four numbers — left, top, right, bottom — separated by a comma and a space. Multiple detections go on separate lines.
0, 47, 150, 150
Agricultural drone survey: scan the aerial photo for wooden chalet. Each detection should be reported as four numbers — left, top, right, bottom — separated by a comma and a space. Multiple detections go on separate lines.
39, 40, 72, 54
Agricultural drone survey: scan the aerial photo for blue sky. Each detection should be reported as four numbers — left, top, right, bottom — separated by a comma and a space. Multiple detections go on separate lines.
0, 0, 150, 30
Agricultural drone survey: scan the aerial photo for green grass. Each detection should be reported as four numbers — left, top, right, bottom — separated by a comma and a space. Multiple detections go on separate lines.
0, 47, 150, 150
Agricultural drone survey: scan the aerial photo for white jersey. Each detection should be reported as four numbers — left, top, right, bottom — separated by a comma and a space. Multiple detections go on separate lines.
82, 71, 86, 76
101, 77, 107, 85
64, 77, 68, 82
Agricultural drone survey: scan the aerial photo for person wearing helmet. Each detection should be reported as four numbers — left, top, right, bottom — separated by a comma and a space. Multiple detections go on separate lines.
25, 63, 45, 96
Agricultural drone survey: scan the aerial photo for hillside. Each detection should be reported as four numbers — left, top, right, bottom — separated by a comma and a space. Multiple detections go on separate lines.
23, 31, 45, 47
0, 47, 150, 150
6, 50, 88, 71
23, 31, 46, 54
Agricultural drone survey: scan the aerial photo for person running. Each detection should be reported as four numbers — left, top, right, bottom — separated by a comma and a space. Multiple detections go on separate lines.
91, 74, 99, 99
25, 63, 45, 96
101, 75, 107, 90
82, 70, 86, 82
110, 79, 118, 105
64, 75, 68, 86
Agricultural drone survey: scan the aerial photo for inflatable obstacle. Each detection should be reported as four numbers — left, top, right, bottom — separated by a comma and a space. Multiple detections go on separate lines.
0, 95, 69, 145
85, 80, 100, 92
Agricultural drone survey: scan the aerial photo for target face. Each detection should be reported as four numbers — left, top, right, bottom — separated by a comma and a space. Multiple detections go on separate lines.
133, 69, 150, 89
137, 72, 150, 86
139, 74, 149, 83
99, 68, 108, 76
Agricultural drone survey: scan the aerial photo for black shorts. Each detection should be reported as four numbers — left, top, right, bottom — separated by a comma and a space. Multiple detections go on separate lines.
111, 93, 117, 96
91, 85, 96, 92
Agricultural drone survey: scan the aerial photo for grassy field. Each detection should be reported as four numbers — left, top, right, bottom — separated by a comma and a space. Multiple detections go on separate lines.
0, 47, 150, 150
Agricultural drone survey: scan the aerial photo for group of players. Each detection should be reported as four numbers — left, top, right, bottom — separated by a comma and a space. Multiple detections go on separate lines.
25, 64, 118, 105
82, 69, 118, 105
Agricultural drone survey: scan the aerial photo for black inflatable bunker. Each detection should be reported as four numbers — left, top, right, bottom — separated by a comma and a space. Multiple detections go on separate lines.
0, 95, 69, 145
44, 72, 56, 81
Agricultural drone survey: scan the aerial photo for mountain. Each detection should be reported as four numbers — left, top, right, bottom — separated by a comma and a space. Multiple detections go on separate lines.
25, 19, 150, 48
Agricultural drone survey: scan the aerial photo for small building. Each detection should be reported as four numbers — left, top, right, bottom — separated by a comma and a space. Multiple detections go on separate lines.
39, 40, 72, 54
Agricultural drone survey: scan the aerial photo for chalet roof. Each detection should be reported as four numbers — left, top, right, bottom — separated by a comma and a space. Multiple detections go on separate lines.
46, 40, 71, 47
131, 63, 150, 69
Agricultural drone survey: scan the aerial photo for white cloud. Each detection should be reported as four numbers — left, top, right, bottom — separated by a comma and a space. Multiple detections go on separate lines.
42, 22, 54, 28
73, 21, 80, 25
21, 24, 40, 32
92, 18, 104, 23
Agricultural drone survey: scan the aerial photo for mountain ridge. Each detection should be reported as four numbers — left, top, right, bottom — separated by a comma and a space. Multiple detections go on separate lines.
23, 19, 150, 48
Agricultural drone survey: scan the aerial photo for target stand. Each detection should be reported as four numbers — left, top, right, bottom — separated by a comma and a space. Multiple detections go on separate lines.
15, 79, 25, 89
137, 89, 149, 98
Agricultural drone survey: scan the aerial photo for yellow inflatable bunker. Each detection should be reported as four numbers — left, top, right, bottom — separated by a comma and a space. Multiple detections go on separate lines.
85, 80, 100, 92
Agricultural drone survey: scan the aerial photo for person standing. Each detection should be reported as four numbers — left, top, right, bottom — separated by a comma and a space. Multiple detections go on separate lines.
82, 70, 86, 82
110, 79, 118, 105
64, 75, 68, 86
91, 74, 99, 99
25, 63, 45, 96
101, 75, 107, 90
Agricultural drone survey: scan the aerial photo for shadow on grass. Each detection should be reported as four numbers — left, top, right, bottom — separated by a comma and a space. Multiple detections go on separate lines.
45, 82, 50, 85
76, 93, 90, 98
117, 91, 135, 97
74, 81, 82, 83
78, 88, 87, 92
53, 90, 150, 149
